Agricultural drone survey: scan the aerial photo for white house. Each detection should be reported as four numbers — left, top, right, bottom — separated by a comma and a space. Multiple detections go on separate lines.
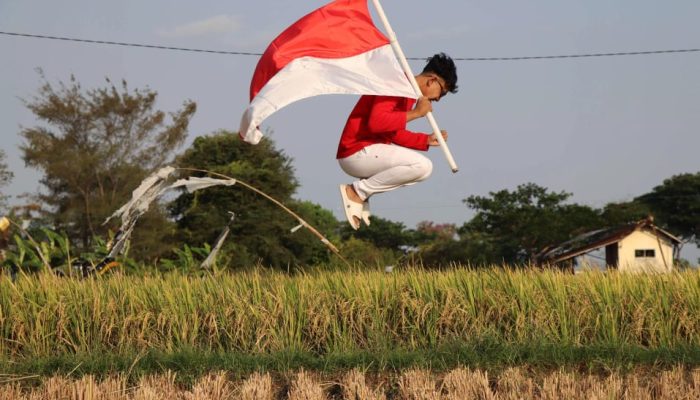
538, 217, 681, 273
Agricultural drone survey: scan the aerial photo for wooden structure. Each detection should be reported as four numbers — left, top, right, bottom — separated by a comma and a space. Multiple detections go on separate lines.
537, 217, 681, 273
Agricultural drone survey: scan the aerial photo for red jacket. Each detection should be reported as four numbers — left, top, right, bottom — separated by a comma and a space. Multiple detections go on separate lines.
336, 95, 430, 159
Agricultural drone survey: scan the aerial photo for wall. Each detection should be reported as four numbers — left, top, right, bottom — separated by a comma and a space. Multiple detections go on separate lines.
617, 229, 674, 273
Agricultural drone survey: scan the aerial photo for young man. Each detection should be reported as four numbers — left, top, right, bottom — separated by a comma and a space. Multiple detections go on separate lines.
337, 53, 458, 229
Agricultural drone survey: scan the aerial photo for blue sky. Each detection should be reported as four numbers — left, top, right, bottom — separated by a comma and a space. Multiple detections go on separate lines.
1, 1, 699, 261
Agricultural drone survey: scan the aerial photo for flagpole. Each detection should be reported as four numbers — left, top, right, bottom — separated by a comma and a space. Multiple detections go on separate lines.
370, 0, 459, 173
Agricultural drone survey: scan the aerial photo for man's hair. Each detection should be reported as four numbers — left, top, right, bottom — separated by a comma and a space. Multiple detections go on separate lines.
422, 53, 458, 93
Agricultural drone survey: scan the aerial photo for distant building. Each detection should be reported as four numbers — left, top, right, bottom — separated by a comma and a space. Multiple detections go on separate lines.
537, 217, 681, 273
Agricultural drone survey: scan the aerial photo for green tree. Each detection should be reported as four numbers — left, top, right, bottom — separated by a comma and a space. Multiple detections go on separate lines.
20, 72, 195, 259
338, 237, 396, 268
0, 150, 12, 212
417, 231, 494, 268
414, 221, 457, 243
341, 216, 415, 252
636, 172, 700, 250
460, 183, 602, 265
286, 200, 341, 266
171, 131, 338, 268
600, 201, 651, 226
412, 221, 466, 267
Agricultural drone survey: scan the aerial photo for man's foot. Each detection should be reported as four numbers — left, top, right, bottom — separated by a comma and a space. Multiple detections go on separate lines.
339, 184, 362, 230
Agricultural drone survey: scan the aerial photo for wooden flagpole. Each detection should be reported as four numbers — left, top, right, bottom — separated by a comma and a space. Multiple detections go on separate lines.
370, 0, 459, 173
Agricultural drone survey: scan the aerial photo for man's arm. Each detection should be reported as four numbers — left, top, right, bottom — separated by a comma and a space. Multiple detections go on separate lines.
364, 96, 433, 151
406, 97, 432, 123
367, 96, 433, 132
391, 130, 430, 150
366, 96, 408, 133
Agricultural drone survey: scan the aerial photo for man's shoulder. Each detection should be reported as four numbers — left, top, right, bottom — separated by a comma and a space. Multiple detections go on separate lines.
364, 94, 408, 100
363, 95, 413, 106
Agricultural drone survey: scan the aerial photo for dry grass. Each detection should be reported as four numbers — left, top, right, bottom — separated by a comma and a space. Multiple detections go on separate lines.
2, 366, 700, 399
442, 368, 496, 400
238, 372, 273, 400
397, 369, 441, 400
341, 369, 386, 400
287, 370, 324, 400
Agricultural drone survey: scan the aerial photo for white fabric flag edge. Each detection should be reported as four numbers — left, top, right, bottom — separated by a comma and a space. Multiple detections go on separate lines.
104, 166, 176, 225
169, 177, 237, 193
240, 44, 417, 144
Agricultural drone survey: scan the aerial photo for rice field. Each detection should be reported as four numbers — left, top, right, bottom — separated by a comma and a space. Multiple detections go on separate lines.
1, 266, 699, 388
2, 267, 699, 358
1, 366, 699, 399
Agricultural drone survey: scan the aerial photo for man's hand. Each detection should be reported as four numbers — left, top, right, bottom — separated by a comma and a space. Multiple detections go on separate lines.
407, 96, 433, 122
428, 130, 448, 146
415, 96, 432, 116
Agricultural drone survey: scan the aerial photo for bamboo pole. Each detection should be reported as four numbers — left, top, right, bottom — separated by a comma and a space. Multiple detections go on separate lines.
178, 168, 351, 268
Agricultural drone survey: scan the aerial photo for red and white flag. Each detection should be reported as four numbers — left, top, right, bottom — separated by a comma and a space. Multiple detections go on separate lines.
239, 0, 417, 144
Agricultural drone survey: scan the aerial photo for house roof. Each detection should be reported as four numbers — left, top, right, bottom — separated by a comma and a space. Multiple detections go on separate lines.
537, 217, 682, 264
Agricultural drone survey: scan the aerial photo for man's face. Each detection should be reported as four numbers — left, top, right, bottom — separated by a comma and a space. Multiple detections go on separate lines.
423, 74, 448, 102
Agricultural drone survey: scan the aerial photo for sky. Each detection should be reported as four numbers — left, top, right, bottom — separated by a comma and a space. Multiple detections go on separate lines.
1, 0, 699, 262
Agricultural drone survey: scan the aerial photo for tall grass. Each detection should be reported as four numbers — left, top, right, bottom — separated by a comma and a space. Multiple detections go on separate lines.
0, 267, 699, 359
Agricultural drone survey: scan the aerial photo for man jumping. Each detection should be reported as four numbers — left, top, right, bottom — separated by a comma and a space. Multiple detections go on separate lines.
337, 53, 458, 230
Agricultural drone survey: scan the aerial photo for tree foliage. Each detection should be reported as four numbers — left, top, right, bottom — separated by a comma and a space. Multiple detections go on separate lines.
0, 150, 13, 212
414, 221, 457, 243
171, 131, 339, 268
460, 183, 602, 265
338, 237, 397, 268
285, 200, 341, 266
340, 216, 415, 252
413, 221, 467, 267
20, 72, 196, 258
636, 172, 700, 246
417, 235, 483, 268
600, 201, 651, 227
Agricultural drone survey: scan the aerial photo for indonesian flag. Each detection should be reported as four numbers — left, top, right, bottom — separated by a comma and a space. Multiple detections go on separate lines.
239, 0, 417, 144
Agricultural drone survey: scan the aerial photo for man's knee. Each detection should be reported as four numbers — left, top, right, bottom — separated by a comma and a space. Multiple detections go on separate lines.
413, 157, 433, 182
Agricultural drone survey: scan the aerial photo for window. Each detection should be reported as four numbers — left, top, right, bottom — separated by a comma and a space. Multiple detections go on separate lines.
635, 249, 655, 258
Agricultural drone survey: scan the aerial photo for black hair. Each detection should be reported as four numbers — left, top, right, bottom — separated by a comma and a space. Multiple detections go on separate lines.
422, 53, 458, 93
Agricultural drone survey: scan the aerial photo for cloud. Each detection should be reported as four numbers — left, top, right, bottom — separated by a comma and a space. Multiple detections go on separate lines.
157, 15, 242, 38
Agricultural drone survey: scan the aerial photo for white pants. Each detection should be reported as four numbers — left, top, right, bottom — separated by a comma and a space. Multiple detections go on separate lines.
338, 144, 433, 201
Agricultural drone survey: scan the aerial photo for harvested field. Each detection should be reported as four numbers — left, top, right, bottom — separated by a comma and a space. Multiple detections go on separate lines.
1, 366, 699, 400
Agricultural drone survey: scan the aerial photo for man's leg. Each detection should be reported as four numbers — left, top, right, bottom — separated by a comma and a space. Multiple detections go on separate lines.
338, 143, 433, 201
